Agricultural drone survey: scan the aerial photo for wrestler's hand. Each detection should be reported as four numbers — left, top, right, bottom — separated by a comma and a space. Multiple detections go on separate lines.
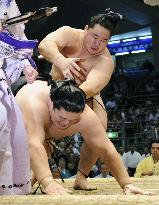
55, 56, 81, 79
24, 65, 38, 84
44, 180, 73, 195
123, 184, 155, 195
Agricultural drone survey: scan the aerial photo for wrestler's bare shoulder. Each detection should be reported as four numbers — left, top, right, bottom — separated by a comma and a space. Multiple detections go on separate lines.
16, 81, 50, 127
71, 105, 102, 133
16, 80, 49, 99
60, 26, 83, 37
16, 81, 49, 113
98, 48, 113, 61
50, 26, 83, 45
93, 49, 114, 71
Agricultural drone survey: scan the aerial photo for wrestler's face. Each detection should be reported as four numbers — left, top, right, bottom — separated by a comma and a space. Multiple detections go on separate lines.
83, 24, 110, 55
49, 102, 81, 129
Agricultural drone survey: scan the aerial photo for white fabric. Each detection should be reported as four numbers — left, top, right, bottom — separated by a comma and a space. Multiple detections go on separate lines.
122, 151, 142, 169
94, 173, 112, 178
120, 152, 126, 164
0, 0, 33, 83
0, 0, 31, 195
141, 153, 150, 160
0, 70, 31, 195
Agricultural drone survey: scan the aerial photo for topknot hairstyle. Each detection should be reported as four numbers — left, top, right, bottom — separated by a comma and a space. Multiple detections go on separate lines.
88, 8, 125, 35
49, 78, 86, 113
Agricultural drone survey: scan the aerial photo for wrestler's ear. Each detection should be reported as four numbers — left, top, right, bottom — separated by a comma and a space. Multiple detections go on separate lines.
48, 99, 54, 110
84, 25, 89, 31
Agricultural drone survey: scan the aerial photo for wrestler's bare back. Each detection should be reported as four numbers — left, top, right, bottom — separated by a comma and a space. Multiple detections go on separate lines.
15, 80, 90, 141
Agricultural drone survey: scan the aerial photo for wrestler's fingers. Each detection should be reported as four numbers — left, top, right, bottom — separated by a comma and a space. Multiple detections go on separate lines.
72, 57, 80, 63
71, 61, 80, 71
70, 67, 80, 77
143, 190, 156, 196
26, 77, 34, 84
147, 192, 156, 196
56, 188, 72, 195
81, 66, 87, 73
65, 72, 74, 79
26, 78, 32, 84
25, 66, 33, 76
124, 186, 156, 196
63, 68, 74, 79
79, 69, 87, 79
72, 73, 85, 83
65, 188, 73, 194
71, 70, 86, 83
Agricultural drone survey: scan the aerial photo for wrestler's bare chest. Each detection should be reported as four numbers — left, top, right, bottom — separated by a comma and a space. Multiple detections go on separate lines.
62, 46, 95, 75
52, 47, 99, 83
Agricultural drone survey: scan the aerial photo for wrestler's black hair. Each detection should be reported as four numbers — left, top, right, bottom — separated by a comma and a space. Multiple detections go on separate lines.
49, 78, 86, 113
88, 8, 124, 35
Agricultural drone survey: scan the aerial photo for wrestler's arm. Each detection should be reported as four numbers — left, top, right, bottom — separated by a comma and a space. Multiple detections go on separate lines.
18, 99, 72, 194
21, 101, 52, 186
80, 55, 114, 99
38, 26, 80, 78
74, 108, 155, 195
78, 107, 132, 189
38, 26, 75, 63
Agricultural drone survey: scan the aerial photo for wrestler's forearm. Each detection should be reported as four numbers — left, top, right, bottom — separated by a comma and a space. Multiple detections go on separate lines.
38, 41, 64, 64
79, 74, 109, 99
79, 81, 100, 99
30, 143, 52, 186
100, 142, 132, 189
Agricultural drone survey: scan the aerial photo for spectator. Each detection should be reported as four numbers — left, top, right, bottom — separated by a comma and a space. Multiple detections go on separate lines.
122, 144, 142, 177
52, 166, 60, 179
118, 146, 126, 157
141, 146, 150, 160
58, 157, 72, 179
141, 59, 154, 73
134, 139, 159, 177
95, 162, 112, 178
67, 161, 76, 176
